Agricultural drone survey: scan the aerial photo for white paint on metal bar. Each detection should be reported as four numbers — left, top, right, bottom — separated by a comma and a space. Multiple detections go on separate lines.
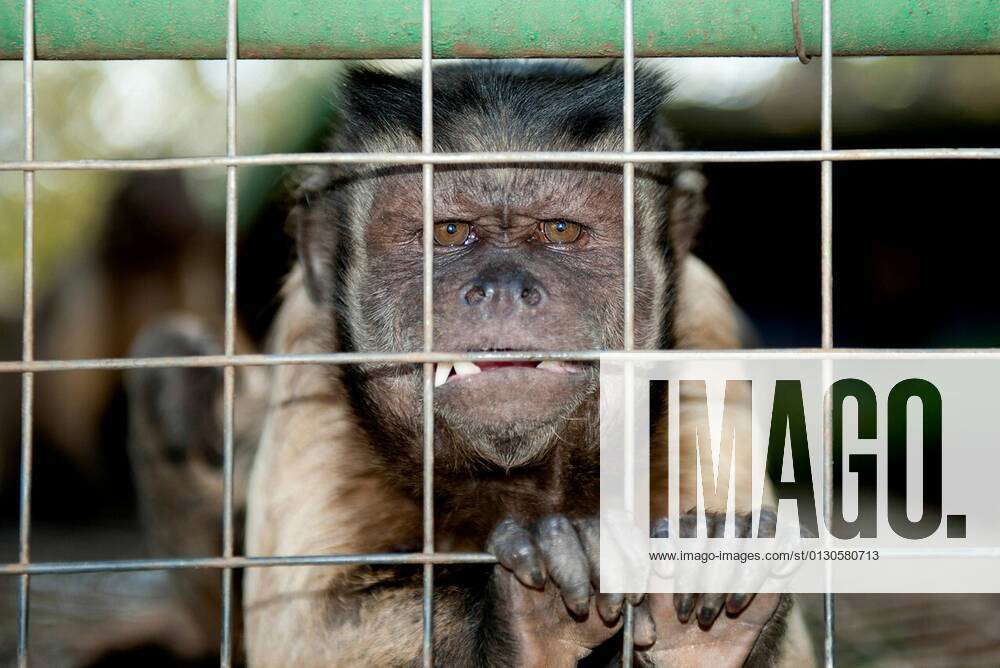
621, 0, 637, 663
820, 0, 836, 663
421, 0, 436, 664
0, 147, 997, 172
3, 544, 1000, 578
4, 348, 1000, 375
220, 0, 239, 665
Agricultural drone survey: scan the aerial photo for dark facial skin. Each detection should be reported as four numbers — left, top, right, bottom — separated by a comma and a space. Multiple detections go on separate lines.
357, 165, 626, 466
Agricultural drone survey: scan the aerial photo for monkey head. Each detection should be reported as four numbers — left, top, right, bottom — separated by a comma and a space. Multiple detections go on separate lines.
290, 62, 705, 477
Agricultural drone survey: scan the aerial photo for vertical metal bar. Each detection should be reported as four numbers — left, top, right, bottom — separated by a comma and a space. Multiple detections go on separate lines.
220, 0, 239, 665
622, 0, 636, 352
820, 0, 834, 352
820, 0, 835, 665
621, 0, 636, 665
420, 0, 435, 666
17, 1, 35, 665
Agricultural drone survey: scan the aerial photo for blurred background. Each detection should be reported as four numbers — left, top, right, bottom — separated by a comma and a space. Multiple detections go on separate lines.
0, 56, 998, 665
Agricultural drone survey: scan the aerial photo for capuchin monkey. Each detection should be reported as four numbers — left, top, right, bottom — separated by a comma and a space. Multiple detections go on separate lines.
130, 62, 814, 666
237, 62, 815, 667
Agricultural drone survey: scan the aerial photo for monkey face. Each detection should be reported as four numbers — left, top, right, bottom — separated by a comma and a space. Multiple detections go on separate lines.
293, 63, 700, 471
360, 166, 628, 448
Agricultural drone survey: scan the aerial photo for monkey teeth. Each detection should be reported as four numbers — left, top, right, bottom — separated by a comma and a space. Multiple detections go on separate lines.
434, 360, 579, 387
434, 361, 483, 387
453, 361, 482, 378
537, 360, 579, 374
434, 363, 453, 387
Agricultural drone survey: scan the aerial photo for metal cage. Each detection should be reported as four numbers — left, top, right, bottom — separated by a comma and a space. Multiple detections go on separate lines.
2, 1, 1000, 666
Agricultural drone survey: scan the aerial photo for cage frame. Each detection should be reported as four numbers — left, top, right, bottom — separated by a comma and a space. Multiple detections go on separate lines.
3, 0, 1000, 666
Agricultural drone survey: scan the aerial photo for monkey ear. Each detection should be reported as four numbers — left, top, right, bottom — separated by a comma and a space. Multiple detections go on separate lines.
646, 116, 707, 257
668, 167, 707, 258
289, 203, 335, 305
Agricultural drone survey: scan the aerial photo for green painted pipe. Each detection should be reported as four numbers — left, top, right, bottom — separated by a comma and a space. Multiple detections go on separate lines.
1, 0, 997, 60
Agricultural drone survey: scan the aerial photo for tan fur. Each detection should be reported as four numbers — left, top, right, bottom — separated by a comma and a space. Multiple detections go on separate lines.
244, 259, 813, 666
245, 269, 425, 665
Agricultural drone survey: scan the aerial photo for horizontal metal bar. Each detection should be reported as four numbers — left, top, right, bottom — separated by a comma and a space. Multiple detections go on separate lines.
3, 349, 1000, 374
0, 552, 499, 576
1, 148, 999, 173
1, 0, 998, 59
4, 546, 998, 577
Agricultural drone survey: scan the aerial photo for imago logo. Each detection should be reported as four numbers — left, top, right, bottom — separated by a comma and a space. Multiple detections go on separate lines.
598, 358, 1000, 594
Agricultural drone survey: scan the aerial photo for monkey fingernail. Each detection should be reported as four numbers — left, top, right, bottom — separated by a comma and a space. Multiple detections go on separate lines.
596, 593, 624, 623
697, 605, 721, 628
522, 566, 546, 589
726, 593, 753, 615
563, 589, 592, 618
633, 602, 657, 648
697, 594, 726, 628
674, 593, 696, 623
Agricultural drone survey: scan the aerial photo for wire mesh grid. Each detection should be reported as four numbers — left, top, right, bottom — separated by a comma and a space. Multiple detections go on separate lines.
4, 0, 1000, 666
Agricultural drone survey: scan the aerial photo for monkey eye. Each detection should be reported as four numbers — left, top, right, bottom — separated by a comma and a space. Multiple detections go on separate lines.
541, 219, 583, 244
433, 221, 473, 246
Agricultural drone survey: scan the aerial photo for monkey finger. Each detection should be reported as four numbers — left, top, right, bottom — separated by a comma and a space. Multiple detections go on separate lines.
674, 592, 698, 623
725, 592, 756, 616
570, 516, 601, 585
596, 593, 625, 624
632, 599, 657, 649
727, 547, 769, 611
695, 592, 727, 629
535, 515, 593, 617
600, 515, 649, 607
583, 524, 634, 622
488, 518, 546, 589
650, 517, 677, 581
717, 512, 762, 618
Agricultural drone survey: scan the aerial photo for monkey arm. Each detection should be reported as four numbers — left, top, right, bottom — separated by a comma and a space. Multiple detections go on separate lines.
240, 361, 563, 667
242, 285, 504, 666
245, 562, 514, 667
674, 255, 746, 350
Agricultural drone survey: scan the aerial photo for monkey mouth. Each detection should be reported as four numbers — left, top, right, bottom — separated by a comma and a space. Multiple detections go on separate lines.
433, 359, 582, 387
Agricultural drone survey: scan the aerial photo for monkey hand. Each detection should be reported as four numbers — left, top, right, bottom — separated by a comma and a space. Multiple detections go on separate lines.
487, 515, 655, 666
638, 509, 793, 667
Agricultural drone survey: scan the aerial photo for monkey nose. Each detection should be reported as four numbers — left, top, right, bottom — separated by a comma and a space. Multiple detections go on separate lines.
464, 285, 489, 306
519, 286, 543, 307
460, 276, 547, 311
